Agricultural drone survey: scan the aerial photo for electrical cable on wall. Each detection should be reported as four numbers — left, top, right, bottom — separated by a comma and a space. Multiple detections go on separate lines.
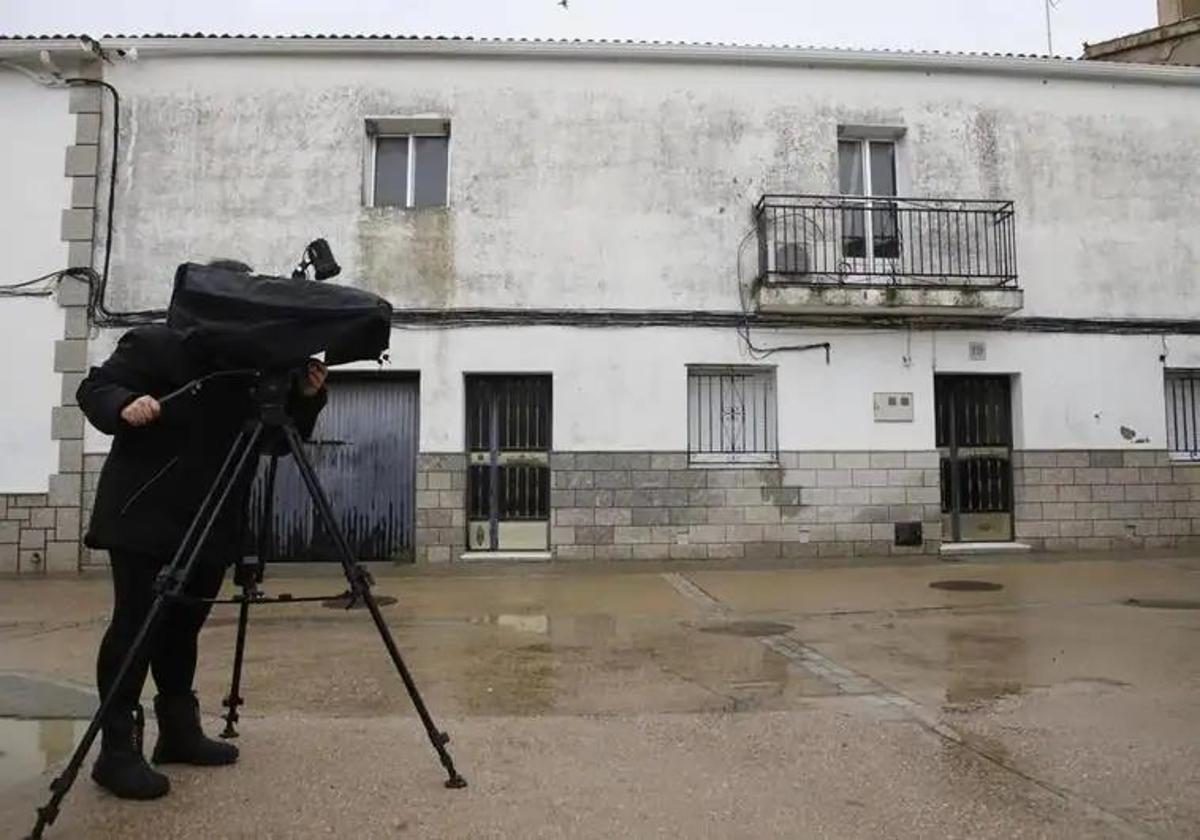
733, 223, 831, 362
0, 58, 163, 324
0, 269, 63, 297
62, 76, 164, 326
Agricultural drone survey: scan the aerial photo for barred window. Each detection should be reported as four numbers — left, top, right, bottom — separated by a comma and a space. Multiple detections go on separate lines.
1165, 370, 1200, 459
687, 366, 778, 464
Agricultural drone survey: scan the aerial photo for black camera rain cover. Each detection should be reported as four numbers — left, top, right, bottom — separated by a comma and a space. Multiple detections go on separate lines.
166, 263, 393, 370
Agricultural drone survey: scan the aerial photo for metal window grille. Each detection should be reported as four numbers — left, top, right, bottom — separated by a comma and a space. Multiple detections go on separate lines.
1165, 370, 1200, 459
465, 375, 552, 523
687, 367, 777, 463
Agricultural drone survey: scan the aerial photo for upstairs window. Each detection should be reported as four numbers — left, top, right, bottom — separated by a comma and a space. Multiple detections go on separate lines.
366, 118, 449, 209
838, 137, 899, 260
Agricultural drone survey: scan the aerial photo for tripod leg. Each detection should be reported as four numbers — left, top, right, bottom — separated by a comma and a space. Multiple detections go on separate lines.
281, 425, 467, 789
27, 423, 266, 840
220, 589, 251, 738
222, 453, 277, 738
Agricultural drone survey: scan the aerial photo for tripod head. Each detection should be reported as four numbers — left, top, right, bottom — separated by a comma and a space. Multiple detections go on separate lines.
252, 368, 302, 427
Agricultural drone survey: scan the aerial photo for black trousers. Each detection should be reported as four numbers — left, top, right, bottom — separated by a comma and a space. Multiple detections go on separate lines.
95, 549, 227, 715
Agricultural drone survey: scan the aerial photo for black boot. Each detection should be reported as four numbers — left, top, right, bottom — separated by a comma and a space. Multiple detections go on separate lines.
91, 705, 171, 800
152, 693, 239, 766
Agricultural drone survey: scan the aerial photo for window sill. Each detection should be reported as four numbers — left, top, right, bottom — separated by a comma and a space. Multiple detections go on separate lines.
458, 551, 552, 563
688, 455, 779, 469
363, 204, 450, 212
1168, 453, 1200, 464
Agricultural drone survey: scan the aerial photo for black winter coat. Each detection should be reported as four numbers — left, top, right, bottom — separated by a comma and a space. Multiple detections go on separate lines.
78, 325, 327, 563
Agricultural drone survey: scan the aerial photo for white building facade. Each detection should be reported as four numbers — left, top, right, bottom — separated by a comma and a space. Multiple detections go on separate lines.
1, 35, 1199, 572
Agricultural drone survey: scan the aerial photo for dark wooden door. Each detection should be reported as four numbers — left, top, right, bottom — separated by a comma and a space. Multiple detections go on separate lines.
935, 375, 1014, 543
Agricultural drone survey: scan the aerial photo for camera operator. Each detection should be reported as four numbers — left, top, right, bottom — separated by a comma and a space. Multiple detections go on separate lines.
77, 263, 328, 801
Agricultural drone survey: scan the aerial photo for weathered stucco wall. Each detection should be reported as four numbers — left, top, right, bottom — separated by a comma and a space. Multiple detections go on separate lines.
82, 321, 1200, 456
388, 326, 1194, 453
95, 54, 1200, 320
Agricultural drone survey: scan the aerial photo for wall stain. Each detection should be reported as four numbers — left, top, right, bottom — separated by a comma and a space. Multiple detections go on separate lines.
356, 208, 456, 307
968, 109, 1004, 199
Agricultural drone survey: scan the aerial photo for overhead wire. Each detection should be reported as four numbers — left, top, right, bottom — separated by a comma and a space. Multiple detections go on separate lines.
0, 58, 163, 323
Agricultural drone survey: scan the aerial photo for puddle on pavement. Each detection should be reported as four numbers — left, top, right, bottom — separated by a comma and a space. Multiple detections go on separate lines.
320, 594, 398, 609
944, 680, 1025, 708
930, 580, 1004, 592
486, 613, 551, 635
942, 627, 1029, 711
958, 730, 1013, 764
1124, 597, 1200, 610
699, 621, 795, 638
0, 718, 89, 789
473, 613, 620, 644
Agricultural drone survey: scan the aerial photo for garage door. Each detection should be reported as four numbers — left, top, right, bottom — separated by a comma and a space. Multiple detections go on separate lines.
248, 374, 419, 563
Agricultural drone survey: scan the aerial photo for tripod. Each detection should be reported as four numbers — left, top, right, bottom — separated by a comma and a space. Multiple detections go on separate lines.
28, 372, 465, 840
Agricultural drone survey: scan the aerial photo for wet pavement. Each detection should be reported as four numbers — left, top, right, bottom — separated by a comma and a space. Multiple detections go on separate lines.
1, 554, 1198, 838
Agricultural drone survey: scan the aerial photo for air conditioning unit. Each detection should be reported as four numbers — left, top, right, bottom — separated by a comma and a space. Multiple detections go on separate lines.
774, 243, 809, 275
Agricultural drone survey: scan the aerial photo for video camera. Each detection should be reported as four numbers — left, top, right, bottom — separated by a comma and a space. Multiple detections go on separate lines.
165, 243, 393, 372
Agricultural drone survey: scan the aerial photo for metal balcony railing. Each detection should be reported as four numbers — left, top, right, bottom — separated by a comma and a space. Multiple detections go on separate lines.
755, 195, 1018, 287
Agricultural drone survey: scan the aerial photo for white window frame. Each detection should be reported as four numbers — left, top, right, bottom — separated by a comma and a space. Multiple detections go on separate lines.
687, 365, 778, 467
840, 136, 897, 264
363, 116, 450, 209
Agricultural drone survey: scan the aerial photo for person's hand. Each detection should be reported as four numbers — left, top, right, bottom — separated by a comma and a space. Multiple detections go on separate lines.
120, 395, 161, 427
299, 360, 327, 397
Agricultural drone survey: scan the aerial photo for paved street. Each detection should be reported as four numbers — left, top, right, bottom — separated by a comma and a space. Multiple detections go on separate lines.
1, 555, 1198, 838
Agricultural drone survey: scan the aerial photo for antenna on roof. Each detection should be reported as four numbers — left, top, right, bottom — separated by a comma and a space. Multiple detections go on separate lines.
1044, 0, 1062, 55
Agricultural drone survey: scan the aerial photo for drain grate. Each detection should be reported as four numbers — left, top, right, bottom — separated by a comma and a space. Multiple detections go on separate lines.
321, 594, 398, 610
1124, 597, 1200, 610
929, 580, 1004, 592
699, 621, 794, 638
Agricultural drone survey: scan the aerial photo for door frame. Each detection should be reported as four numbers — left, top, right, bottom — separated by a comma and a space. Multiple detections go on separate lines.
935, 373, 1016, 544
462, 372, 554, 552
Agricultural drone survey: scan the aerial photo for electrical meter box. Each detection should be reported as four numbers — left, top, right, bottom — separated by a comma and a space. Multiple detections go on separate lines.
873, 392, 914, 422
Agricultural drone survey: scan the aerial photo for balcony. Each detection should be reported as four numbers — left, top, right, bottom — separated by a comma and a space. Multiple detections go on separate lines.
754, 195, 1023, 317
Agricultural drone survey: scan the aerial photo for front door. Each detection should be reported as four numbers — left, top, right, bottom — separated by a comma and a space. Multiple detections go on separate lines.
935, 375, 1014, 543
465, 375, 552, 552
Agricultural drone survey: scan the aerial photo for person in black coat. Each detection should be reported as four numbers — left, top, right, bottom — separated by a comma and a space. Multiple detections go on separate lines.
78, 317, 327, 800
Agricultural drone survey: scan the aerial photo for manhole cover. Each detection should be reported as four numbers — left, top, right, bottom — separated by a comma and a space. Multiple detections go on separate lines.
929, 580, 1004, 592
699, 621, 794, 637
321, 594, 397, 609
1124, 598, 1200, 610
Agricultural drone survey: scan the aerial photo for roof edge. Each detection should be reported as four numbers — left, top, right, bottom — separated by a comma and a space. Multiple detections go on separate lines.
0, 37, 88, 57
2, 36, 1199, 84
1084, 15, 1200, 59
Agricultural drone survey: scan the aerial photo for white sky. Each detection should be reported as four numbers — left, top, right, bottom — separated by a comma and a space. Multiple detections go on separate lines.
0, 1, 1156, 57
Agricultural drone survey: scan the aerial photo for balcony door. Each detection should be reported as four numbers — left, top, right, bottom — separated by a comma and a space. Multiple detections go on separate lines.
838, 138, 899, 262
